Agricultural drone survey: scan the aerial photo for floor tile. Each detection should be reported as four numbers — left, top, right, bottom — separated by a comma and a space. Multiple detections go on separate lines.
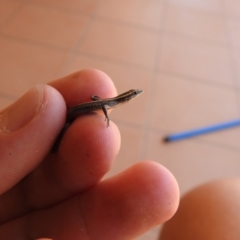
150, 74, 240, 148
232, 48, 240, 86
166, 0, 222, 13
222, 0, 240, 17
158, 35, 233, 85
0, 37, 68, 97
227, 18, 240, 48
104, 125, 143, 178
78, 19, 159, 68
1, 4, 88, 49
136, 226, 160, 240
0, 0, 22, 26
96, 0, 164, 29
1, 1, 240, 239
61, 54, 151, 126
32, 0, 98, 15
165, 6, 227, 44
196, 126, 240, 150
145, 132, 240, 195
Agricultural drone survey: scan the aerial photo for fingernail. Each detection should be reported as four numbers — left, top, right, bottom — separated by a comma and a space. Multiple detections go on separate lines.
0, 84, 44, 132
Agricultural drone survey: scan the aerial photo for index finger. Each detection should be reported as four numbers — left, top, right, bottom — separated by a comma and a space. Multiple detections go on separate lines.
49, 69, 117, 108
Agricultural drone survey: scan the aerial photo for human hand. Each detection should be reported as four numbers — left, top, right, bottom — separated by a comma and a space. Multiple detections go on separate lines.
0, 69, 179, 240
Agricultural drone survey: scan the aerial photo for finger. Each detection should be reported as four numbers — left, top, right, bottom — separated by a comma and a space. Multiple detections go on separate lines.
0, 69, 120, 224
160, 178, 240, 240
50, 68, 117, 108
0, 84, 66, 195
0, 161, 180, 240
78, 161, 180, 239
26, 70, 120, 202
29, 70, 119, 197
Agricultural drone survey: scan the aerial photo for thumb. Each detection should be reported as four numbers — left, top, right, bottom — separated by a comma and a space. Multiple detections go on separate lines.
0, 84, 66, 194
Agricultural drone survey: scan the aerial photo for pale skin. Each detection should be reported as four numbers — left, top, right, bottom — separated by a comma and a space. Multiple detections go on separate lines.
0, 69, 179, 240
159, 178, 240, 240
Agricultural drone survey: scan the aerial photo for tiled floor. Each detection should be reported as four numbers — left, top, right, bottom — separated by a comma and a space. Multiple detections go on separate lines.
1, 0, 240, 239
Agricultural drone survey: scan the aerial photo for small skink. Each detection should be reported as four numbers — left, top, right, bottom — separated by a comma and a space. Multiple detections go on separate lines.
52, 89, 143, 152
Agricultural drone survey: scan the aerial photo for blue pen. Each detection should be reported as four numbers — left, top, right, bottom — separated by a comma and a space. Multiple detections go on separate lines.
164, 119, 240, 142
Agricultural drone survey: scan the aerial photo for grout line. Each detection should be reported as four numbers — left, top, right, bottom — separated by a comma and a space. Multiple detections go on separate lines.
157, 70, 239, 90
76, 51, 153, 71
0, 1, 239, 95
75, 13, 232, 49
0, 33, 237, 92
0, 92, 16, 101
116, 118, 240, 153
20, 0, 234, 21
112, 119, 145, 131
93, 15, 160, 33
0, 3, 234, 52
57, 0, 102, 77
162, 30, 228, 48
194, 138, 240, 153
0, 29, 235, 89
23, 0, 93, 18
219, 0, 240, 115
138, 0, 240, 158
165, 1, 223, 15
1, 0, 239, 158
117, 116, 240, 154
0, 33, 71, 52
92, 15, 232, 48
7, 24, 232, 53
138, 0, 170, 160
28, 0, 240, 50
0, 0, 28, 30
28, 0, 240, 35
0, 34, 153, 73
2, 0, 239, 49
147, 127, 240, 153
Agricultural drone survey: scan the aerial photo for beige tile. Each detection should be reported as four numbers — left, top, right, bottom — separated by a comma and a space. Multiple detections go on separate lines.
150, 74, 240, 148
32, 0, 98, 14
78, 19, 159, 68
145, 132, 240, 195
96, 0, 163, 29
166, 0, 222, 13
197, 127, 240, 150
0, 38, 68, 97
227, 19, 240, 48
158, 35, 233, 85
135, 226, 160, 240
0, 0, 22, 26
222, 0, 240, 17
61, 54, 151, 126
165, 6, 227, 44
1, 4, 88, 49
232, 48, 240, 86
104, 125, 143, 178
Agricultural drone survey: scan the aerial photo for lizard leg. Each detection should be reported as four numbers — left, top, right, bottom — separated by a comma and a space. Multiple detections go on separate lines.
101, 105, 110, 127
